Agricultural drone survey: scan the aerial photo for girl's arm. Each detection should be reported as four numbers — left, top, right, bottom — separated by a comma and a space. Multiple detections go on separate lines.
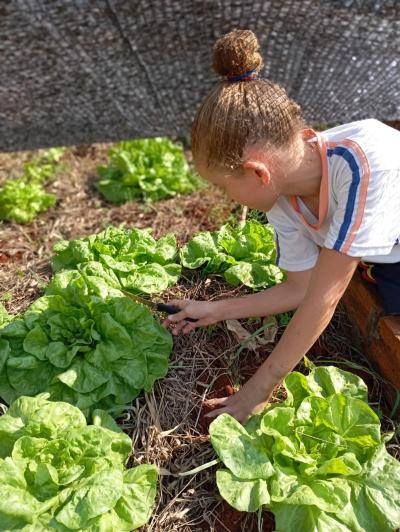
206, 248, 360, 423
165, 269, 312, 335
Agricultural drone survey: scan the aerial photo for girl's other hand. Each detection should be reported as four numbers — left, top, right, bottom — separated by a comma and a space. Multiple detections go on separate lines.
203, 385, 271, 424
162, 299, 221, 335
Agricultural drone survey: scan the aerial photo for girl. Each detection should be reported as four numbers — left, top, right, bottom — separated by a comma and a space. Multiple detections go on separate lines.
164, 29, 400, 423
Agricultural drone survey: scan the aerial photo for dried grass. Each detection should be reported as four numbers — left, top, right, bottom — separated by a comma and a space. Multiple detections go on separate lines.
0, 144, 399, 531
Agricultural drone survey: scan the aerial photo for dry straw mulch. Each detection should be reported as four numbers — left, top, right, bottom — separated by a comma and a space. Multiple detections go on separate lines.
0, 144, 399, 531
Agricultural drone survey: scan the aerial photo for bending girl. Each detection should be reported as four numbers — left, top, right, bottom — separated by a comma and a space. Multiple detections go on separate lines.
165, 29, 400, 423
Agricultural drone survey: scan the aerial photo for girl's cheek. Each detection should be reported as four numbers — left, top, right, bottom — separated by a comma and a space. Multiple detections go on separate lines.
226, 188, 240, 202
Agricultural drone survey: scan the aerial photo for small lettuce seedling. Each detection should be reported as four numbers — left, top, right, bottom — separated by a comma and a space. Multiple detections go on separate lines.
0, 179, 56, 223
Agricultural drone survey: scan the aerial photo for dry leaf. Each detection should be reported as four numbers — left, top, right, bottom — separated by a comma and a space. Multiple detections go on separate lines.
225, 319, 259, 351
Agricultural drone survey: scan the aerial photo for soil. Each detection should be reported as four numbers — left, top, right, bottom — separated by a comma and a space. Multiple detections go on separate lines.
214, 503, 245, 532
214, 502, 275, 532
198, 373, 235, 433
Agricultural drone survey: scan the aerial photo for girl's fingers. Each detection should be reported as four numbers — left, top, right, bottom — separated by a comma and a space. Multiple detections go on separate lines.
182, 322, 196, 334
203, 396, 248, 423
167, 309, 188, 322
167, 299, 188, 308
171, 321, 188, 335
164, 300, 191, 323
204, 396, 230, 406
204, 406, 230, 418
204, 405, 247, 423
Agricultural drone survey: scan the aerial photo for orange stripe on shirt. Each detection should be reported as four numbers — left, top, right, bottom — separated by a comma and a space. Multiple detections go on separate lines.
327, 139, 370, 254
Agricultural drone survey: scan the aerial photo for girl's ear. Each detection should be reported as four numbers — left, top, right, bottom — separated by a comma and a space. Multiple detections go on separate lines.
243, 160, 271, 186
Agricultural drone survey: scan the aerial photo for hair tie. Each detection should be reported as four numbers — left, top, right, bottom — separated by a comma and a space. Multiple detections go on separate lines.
228, 68, 258, 82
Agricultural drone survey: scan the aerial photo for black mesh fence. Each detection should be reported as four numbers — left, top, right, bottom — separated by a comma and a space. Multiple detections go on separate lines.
1, 0, 399, 151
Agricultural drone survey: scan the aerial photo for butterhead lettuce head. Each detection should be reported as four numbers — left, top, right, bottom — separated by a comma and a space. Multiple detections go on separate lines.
0, 394, 158, 530
210, 366, 400, 532
0, 270, 172, 417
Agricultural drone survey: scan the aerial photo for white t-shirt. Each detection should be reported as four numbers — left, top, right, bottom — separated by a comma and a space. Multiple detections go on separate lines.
267, 119, 400, 271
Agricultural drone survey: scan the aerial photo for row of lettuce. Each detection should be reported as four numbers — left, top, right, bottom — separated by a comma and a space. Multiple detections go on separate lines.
0, 138, 201, 530
0, 220, 283, 416
0, 220, 283, 530
0, 138, 201, 223
1, 223, 399, 527
2, 367, 399, 530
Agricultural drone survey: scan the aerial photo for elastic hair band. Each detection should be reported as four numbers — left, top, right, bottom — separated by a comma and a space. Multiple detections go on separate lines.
228, 68, 258, 82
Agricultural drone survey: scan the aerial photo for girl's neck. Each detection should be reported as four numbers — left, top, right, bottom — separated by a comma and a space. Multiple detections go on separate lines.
277, 138, 323, 200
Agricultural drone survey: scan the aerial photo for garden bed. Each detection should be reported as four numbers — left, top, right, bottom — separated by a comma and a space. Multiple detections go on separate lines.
342, 271, 400, 408
0, 144, 399, 531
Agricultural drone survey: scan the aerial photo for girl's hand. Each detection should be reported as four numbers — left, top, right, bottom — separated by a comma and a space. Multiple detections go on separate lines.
162, 299, 222, 335
204, 383, 272, 424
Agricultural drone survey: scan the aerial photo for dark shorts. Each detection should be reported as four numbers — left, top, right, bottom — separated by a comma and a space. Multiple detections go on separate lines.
359, 261, 400, 315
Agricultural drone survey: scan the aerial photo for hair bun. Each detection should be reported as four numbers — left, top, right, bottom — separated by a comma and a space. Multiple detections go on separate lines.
212, 29, 263, 79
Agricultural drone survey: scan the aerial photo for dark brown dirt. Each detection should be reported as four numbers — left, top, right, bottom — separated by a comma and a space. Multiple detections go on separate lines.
198, 373, 235, 433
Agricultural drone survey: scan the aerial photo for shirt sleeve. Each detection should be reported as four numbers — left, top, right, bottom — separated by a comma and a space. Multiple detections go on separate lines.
324, 168, 400, 257
267, 208, 319, 272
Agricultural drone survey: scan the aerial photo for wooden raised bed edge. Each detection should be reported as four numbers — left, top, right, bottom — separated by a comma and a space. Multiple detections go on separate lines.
341, 270, 400, 411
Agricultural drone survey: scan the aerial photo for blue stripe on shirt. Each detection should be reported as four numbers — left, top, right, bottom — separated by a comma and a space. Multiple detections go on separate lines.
327, 146, 362, 251
275, 231, 281, 265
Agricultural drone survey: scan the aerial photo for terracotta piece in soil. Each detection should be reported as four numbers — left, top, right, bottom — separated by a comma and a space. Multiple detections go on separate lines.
0, 251, 24, 264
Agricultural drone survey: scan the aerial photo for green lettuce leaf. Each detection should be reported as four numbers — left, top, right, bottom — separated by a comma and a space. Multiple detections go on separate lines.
0, 395, 157, 530
0, 303, 12, 328
209, 365, 400, 531
216, 469, 270, 512
95, 137, 202, 203
0, 271, 172, 416
210, 413, 274, 480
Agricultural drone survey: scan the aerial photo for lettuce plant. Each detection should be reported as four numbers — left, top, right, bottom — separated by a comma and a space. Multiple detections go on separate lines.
0, 178, 56, 223
0, 303, 12, 328
180, 220, 284, 289
0, 147, 64, 223
96, 137, 201, 203
0, 270, 172, 416
0, 394, 158, 530
22, 147, 65, 184
51, 225, 181, 295
209, 366, 400, 532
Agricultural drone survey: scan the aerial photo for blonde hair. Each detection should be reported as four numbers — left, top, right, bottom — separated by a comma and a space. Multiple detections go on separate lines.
192, 29, 305, 169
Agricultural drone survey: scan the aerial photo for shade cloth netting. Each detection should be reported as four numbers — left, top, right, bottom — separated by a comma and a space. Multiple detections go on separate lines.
0, 0, 399, 152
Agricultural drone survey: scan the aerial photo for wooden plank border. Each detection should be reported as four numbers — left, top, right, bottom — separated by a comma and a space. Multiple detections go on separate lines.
341, 271, 400, 408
